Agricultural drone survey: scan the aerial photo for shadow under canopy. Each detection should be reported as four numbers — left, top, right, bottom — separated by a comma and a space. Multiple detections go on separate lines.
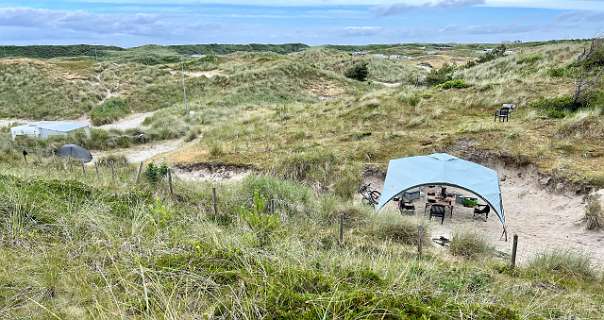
376, 153, 507, 240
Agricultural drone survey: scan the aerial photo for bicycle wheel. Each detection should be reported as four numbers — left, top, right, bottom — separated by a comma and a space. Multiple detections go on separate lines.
370, 191, 381, 205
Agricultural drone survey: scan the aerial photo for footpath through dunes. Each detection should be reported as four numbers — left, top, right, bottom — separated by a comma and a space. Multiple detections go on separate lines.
365, 163, 604, 267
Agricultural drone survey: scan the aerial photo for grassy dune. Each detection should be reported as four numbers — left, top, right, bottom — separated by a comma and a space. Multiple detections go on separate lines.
0, 162, 602, 319
0, 40, 603, 318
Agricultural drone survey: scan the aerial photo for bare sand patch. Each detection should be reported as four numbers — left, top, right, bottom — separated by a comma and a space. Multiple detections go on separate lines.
173, 162, 254, 182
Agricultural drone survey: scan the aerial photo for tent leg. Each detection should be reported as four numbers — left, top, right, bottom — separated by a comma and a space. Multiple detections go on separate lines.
500, 226, 508, 242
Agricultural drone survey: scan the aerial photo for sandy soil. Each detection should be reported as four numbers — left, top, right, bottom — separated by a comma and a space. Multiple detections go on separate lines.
173, 163, 253, 182
366, 164, 604, 267
1, 111, 156, 131
373, 81, 402, 88
91, 139, 183, 164
170, 69, 223, 78
98, 111, 156, 131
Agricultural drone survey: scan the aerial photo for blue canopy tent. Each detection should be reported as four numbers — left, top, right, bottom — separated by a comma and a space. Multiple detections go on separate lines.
376, 153, 507, 240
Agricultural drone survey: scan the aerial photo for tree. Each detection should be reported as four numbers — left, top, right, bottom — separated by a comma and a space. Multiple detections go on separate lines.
345, 62, 369, 81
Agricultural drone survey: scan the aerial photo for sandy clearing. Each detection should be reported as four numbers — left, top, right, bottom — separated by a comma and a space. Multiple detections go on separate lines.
366, 164, 604, 267
91, 139, 183, 164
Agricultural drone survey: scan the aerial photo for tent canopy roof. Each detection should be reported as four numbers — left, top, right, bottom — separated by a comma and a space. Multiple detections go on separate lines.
377, 153, 505, 226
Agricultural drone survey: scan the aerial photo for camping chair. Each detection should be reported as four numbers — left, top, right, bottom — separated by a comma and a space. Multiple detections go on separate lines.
398, 200, 415, 215
473, 204, 490, 221
429, 204, 447, 224
494, 107, 510, 122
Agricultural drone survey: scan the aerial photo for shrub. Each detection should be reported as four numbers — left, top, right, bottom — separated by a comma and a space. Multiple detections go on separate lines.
547, 67, 567, 78
529, 95, 580, 117
425, 63, 455, 86
436, 79, 469, 90
584, 194, 603, 230
344, 62, 369, 81
90, 98, 129, 125
144, 162, 168, 184
527, 251, 594, 281
450, 231, 490, 258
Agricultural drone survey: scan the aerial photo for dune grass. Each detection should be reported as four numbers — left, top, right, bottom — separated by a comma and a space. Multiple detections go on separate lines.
0, 162, 603, 319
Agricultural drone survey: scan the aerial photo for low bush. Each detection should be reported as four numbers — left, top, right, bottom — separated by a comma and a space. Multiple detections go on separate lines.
90, 98, 129, 125
144, 162, 168, 184
450, 231, 491, 258
436, 79, 469, 90
425, 63, 455, 86
527, 251, 595, 281
547, 67, 567, 78
529, 95, 580, 118
344, 62, 369, 81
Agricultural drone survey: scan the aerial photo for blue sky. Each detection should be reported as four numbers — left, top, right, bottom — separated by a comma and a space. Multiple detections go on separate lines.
0, 1, 602, 46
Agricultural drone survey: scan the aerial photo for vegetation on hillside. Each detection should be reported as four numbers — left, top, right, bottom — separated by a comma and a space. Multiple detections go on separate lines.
0, 162, 602, 319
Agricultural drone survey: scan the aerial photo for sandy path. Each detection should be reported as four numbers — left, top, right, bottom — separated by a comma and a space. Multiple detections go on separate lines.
368, 165, 604, 267
373, 81, 402, 88
98, 111, 156, 131
91, 139, 183, 164
1, 111, 156, 131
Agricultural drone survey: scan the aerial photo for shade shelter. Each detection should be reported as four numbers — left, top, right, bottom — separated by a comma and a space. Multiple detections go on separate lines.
376, 153, 507, 239
56, 144, 93, 163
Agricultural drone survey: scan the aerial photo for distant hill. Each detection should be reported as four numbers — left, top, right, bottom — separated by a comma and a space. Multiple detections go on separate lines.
0, 43, 310, 59
0, 44, 125, 59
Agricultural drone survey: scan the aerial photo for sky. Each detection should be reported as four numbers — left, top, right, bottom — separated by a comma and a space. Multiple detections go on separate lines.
0, 0, 602, 46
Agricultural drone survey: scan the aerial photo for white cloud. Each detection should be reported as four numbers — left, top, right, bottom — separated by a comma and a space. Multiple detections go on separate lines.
342, 26, 384, 36
0, 7, 220, 38
373, 0, 484, 16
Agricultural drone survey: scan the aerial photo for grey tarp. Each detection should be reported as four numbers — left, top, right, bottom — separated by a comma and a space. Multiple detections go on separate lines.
56, 144, 93, 163
376, 153, 506, 236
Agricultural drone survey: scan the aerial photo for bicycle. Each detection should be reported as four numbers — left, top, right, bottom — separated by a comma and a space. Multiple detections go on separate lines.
359, 183, 381, 207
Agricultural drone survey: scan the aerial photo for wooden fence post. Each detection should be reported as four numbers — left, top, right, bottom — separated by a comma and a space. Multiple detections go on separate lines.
167, 168, 174, 197
136, 162, 144, 184
81, 161, 86, 175
212, 187, 218, 216
417, 225, 424, 259
338, 215, 344, 245
511, 234, 518, 269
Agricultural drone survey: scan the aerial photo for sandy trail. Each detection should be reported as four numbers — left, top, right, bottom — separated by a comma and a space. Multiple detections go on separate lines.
91, 139, 183, 164
367, 165, 604, 266
373, 81, 402, 88
98, 111, 156, 131
1, 111, 156, 131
